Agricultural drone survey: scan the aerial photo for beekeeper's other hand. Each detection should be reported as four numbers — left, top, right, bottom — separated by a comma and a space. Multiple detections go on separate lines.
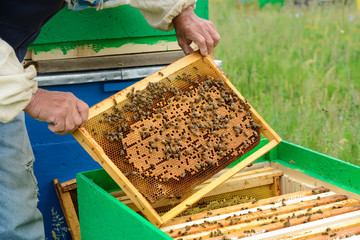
173, 6, 220, 56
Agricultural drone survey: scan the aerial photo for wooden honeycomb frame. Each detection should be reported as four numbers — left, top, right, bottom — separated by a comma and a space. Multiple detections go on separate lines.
72, 52, 282, 227
52, 179, 81, 240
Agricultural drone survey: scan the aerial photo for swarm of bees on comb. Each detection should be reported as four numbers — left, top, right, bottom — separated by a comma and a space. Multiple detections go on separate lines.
87, 63, 261, 203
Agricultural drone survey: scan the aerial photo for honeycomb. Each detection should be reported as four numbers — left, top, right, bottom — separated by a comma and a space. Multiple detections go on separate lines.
84, 58, 261, 203
69, 188, 79, 219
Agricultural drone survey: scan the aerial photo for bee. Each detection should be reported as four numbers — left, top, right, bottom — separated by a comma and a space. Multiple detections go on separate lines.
193, 66, 199, 70
158, 72, 164, 76
206, 160, 214, 165
284, 220, 290, 228
119, 150, 125, 156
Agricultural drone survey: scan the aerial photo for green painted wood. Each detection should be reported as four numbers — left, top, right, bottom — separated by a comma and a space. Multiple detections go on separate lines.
76, 170, 171, 240
76, 140, 360, 238
273, 140, 360, 195
29, 0, 208, 54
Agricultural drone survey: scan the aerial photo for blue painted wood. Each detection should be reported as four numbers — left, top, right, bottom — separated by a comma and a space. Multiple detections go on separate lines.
25, 79, 139, 239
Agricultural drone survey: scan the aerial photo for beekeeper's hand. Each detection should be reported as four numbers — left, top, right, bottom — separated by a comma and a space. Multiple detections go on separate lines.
24, 88, 89, 135
173, 6, 220, 57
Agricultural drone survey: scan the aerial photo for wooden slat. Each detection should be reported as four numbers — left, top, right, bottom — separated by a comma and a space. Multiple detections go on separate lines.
272, 162, 360, 201
113, 167, 282, 211
30, 50, 185, 73
163, 187, 329, 227
234, 210, 360, 240
182, 204, 360, 240
30, 41, 183, 61
162, 191, 336, 232
53, 179, 81, 240
166, 195, 355, 238
272, 176, 281, 196
308, 225, 360, 240
60, 179, 77, 192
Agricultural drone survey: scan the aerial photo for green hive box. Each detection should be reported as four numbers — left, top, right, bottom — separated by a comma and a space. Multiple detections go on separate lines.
76, 140, 360, 239
28, 0, 208, 60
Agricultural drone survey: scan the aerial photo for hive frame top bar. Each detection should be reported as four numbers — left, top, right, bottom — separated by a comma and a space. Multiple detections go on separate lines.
72, 51, 282, 227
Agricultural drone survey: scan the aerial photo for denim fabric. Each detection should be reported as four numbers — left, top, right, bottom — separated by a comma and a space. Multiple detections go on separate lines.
0, 112, 45, 240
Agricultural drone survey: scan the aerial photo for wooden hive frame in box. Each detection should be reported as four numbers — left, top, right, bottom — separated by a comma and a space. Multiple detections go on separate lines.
72, 51, 282, 227
52, 179, 81, 240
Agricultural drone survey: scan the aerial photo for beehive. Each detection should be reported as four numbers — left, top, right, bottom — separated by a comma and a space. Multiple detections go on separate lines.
72, 51, 282, 226
161, 187, 360, 240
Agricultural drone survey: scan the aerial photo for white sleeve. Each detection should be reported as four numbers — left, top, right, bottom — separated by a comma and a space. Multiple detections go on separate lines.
0, 38, 38, 123
128, 0, 197, 31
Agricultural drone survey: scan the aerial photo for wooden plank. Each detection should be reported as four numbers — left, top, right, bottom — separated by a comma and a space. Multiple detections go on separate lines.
60, 179, 77, 192
31, 50, 185, 73
272, 162, 360, 201
165, 195, 355, 238
272, 176, 281, 196
53, 179, 81, 240
182, 204, 360, 240
163, 187, 330, 227
161, 191, 337, 232
274, 219, 360, 240
240, 210, 360, 240
280, 174, 314, 195
30, 41, 183, 61
307, 225, 360, 240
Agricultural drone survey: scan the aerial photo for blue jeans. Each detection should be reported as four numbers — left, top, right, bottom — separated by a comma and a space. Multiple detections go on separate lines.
0, 112, 45, 239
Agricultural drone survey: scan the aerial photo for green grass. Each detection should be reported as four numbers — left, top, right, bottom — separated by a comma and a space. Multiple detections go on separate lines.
209, 1, 360, 165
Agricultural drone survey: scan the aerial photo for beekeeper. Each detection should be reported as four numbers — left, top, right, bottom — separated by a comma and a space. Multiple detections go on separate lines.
0, 0, 220, 238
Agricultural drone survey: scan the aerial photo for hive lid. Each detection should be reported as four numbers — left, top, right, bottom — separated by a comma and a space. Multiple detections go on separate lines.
72, 51, 282, 227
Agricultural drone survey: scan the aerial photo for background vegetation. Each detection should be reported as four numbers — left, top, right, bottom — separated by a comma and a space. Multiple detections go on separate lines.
209, 1, 359, 165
